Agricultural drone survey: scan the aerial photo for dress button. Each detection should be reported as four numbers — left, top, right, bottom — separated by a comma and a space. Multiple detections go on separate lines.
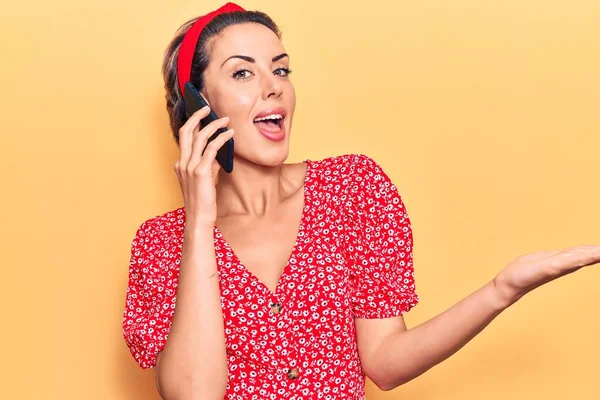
287, 367, 299, 380
270, 302, 282, 314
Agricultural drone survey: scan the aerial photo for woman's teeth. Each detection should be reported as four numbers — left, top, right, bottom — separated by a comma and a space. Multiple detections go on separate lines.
253, 114, 283, 123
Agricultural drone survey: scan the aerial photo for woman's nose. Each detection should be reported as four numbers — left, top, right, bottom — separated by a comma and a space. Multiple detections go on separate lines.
261, 73, 283, 100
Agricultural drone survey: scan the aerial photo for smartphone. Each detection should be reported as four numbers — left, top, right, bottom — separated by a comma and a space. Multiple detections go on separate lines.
183, 81, 234, 173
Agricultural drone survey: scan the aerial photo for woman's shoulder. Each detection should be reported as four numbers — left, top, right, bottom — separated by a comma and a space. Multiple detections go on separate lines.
307, 153, 384, 187
308, 152, 373, 164
303, 154, 387, 210
131, 207, 187, 247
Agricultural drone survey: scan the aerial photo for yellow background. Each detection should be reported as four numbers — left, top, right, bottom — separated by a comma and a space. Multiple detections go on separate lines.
1, 0, 599, 398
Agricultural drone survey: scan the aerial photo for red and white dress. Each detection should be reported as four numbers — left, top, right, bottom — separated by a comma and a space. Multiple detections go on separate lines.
122, 153, 419, 399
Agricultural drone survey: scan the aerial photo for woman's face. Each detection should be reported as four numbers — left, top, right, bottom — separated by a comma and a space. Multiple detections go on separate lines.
201, 22, 296, 167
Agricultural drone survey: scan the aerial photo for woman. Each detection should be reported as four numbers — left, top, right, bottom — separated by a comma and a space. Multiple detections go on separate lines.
122, 3, 600, 399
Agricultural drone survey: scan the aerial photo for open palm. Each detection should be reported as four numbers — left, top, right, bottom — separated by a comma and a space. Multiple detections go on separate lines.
494, 245, 600, 306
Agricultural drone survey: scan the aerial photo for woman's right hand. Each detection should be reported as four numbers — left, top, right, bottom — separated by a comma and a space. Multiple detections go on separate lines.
174, 106, 234, 228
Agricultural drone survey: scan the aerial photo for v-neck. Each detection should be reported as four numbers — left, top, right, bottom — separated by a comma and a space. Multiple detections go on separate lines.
214, 159, 313, 299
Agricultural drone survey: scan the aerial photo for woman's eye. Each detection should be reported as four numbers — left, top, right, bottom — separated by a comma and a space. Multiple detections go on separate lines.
233, 69, 252, 79
275, 68, 292, 77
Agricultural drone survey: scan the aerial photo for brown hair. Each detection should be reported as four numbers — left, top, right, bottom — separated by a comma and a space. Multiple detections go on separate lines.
161, 11, 281, 145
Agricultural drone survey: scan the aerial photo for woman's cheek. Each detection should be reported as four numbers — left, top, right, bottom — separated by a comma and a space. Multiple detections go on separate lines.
229, 97, 257, 127
236, 92, 256, 110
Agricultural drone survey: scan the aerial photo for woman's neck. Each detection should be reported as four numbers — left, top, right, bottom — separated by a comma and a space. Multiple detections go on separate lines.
215, 158, 299, 219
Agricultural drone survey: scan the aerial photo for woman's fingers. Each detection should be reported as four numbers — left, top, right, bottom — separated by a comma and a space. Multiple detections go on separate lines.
187, 116, 230, 172
172, 105, 232, 226
546, 245, 600, 272
178, 106, 211, 170
496, 244, 600, 306
196, 128, 235, 176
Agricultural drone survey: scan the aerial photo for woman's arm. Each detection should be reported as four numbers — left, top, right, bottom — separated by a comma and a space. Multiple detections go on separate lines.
357, 245, 600, 391
153, 105, 235, 399
156, 224, 227, 400
358, 279, 507, 391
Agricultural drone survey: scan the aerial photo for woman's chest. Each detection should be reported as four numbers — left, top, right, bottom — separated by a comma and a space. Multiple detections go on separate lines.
215, 208, 302, 296
214, 205, 354, 347
216, 239, 354, 367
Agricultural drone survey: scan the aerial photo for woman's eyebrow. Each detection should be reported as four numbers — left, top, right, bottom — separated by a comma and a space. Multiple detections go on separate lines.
220, 53, 289, 68
272, 53, 289, 62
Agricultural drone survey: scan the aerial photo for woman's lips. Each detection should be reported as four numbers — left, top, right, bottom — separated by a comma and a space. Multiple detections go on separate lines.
253, 106, 287, 142
254, 106, 287, 120
254, 119, 285, 141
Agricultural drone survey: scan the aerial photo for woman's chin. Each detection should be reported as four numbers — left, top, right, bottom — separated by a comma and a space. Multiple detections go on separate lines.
260, 149, 290, 167
232, 125, 291, 167
247, 148, 290, 167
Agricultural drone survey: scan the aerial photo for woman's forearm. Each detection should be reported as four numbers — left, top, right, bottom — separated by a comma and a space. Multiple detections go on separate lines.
373, 280, 512, 391
157, 224, 227, 400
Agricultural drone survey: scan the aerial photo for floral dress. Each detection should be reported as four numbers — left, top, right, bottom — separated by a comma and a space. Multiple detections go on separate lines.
122, 153, 419, 399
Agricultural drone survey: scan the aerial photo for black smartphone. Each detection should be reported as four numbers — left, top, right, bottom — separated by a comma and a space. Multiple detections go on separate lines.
183, 81, 234, 173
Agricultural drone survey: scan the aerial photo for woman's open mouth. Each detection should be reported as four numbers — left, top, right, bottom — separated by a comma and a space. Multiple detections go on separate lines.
253, 114, 284, 131
253, 107, 286, 142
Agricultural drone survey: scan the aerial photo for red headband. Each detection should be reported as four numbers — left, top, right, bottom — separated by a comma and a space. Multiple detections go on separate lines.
177, 2, 246, 95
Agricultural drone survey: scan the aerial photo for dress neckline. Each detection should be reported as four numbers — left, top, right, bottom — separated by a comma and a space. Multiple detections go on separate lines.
214, 159, 313, 299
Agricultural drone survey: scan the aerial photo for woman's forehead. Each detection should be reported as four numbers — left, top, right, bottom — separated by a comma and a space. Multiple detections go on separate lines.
209, 23, 285, 63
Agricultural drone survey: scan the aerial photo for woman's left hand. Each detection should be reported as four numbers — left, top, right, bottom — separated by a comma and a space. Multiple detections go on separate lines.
493, 245, 600, 307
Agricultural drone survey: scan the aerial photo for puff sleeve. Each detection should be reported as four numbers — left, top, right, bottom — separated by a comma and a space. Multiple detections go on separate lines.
122, 220, 174, 369
344, 154, 419, 319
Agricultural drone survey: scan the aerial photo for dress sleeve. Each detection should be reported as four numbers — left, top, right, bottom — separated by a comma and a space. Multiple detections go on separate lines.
122, 220, 173, 369
344, 154, 419, 319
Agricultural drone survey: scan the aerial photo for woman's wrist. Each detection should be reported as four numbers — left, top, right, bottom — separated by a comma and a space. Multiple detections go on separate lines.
184, 218, 216, 234
489, 274, 523, 310
183, 221, 216, 250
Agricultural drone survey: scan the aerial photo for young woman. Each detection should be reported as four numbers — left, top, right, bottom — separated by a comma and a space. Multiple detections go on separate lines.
122, 3, 600, 399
